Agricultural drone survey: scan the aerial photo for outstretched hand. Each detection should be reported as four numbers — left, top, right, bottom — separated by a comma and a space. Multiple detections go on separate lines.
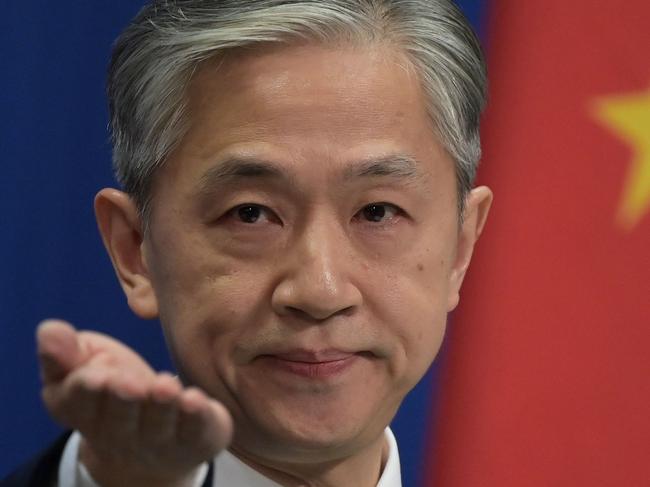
37, 319, 233, 487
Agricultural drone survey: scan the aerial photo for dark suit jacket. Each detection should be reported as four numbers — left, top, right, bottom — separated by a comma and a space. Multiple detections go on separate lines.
0, 432, 71, 487
0, 433, 214, 487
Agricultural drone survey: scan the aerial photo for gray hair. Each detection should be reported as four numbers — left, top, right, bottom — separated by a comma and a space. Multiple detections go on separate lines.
108, 0, 486, 222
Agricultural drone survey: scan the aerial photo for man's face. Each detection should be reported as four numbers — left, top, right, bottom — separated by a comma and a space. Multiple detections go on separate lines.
143, 43, 467, 462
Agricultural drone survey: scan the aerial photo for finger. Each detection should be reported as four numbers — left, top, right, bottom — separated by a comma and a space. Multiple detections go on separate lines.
99, 394, 141, 446
176, 388, 216, 459
36, 320, 86, 383
42, 364, 109, 432
93, 373, 148, 448
66, 376, 104, 435
139, 373, 182, 444
205, 398, 234, 450
176, 388, 233, 454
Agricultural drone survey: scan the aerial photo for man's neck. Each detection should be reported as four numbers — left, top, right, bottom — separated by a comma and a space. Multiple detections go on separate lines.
228, 433, 389, 487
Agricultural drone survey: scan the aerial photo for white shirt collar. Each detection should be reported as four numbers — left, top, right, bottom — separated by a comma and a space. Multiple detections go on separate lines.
377, 428, 402, 487
60, 428, 401, 487
214, 428, 402, 487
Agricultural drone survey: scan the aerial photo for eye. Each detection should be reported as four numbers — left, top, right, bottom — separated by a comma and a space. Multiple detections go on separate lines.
227, 204, 277, 224
357, 203, 401, 223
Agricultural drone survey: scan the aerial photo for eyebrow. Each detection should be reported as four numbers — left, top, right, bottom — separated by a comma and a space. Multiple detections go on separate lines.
196, 153, 423, 196
197, 158, 288, 196
343, 154, 421, 181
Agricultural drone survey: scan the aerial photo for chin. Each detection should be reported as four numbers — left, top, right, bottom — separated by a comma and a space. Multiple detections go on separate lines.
235, 423, 367, 464
232, 392, 393, 463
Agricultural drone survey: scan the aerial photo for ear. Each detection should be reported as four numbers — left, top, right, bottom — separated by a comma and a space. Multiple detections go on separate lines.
94, 188, 159, 319
447, 185, 493, 311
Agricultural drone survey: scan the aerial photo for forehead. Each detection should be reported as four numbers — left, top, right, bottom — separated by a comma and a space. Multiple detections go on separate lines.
157, 41, 452, 195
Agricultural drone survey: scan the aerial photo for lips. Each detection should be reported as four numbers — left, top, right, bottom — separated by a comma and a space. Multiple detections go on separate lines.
256, 349, 359, 379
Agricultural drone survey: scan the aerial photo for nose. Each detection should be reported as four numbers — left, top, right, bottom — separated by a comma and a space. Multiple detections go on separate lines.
271, 218, 362, 321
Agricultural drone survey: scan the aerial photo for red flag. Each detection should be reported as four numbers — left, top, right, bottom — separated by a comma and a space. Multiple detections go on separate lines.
427, 2, 650, 486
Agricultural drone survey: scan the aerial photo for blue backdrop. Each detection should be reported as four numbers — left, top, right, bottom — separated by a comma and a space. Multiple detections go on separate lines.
0, 2, 486, 485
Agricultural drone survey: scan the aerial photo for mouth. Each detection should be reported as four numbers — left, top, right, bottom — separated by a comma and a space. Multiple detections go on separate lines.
255, 349, 368, 379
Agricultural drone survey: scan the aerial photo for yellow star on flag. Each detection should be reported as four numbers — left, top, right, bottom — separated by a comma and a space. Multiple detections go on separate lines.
593, 88, 650, 231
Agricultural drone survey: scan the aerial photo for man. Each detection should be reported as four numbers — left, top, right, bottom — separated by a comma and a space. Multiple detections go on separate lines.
2, 0, 491, 485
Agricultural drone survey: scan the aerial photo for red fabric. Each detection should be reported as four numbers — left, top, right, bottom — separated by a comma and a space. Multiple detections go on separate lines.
427, 2, 650, 486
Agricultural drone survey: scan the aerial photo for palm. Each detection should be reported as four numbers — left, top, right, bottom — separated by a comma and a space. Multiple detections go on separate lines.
37, 320, 233, 487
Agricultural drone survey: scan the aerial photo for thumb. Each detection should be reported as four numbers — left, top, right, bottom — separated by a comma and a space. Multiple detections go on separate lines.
37, 319, 87, 383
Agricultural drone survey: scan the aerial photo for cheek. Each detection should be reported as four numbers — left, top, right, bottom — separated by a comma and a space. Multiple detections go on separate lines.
150, 248, 272, 387
374, 253, 450, 386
